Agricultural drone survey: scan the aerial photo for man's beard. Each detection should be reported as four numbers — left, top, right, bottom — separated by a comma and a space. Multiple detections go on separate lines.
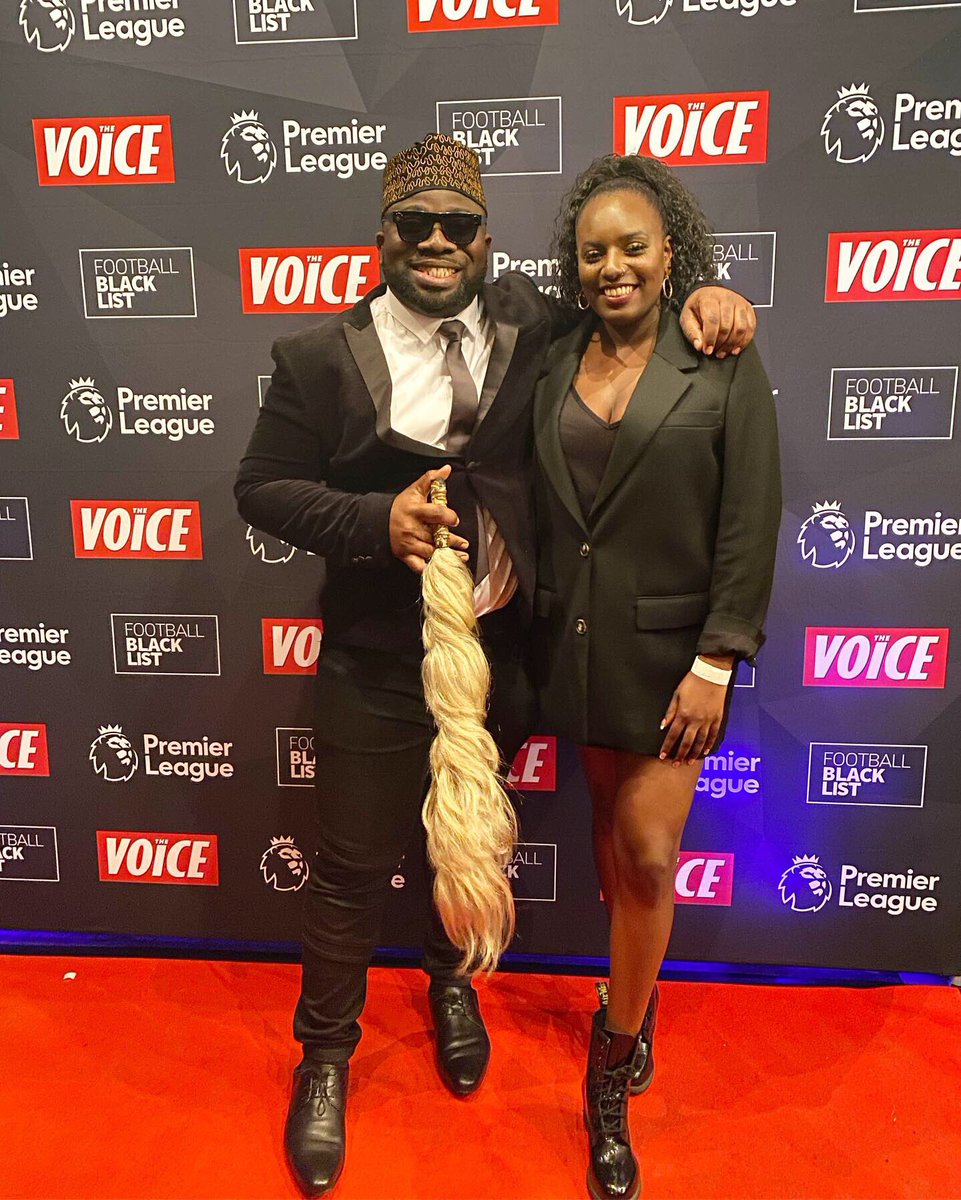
383, 260, 484, 317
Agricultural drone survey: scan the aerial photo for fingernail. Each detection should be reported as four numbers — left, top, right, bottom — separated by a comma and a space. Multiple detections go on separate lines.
659, 720, 666, 729
693, 339, 702, 351
733, 347, 742, 356
705, 345, 714, 355
659, 753, 666, 760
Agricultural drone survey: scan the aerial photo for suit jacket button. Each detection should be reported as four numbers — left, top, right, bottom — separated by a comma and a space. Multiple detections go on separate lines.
575, 618, 588, 636
580, 542, 591, 558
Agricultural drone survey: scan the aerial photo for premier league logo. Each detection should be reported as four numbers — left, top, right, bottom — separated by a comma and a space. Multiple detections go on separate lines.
246, 526, 296, 564
61, 378, 112, 444
260, 836, 309, 892
19, 0, 75, 52
221, 111, 278, 185
797, 502, 856, 569
821, 84, 884, 165
615, 0, 674, 23
778, 855, 832, 913
89, 725, 139, 783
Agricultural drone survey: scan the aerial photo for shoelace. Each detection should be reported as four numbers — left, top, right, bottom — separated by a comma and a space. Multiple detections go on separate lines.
302, 1069, 338, 1115
595, 1063, 636, 1136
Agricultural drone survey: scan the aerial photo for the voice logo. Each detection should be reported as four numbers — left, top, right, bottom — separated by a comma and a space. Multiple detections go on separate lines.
97, 830, 219, 886
803, 627, 950, 688
0, 379, 18, 439
0, 723, 50, 776
826, 230, 961, 302
33, 116, 175, 186
614, 90, 769, 164
675, 851, 734, 905
239, 247, 379, 313
407, 0, 559, 32
71, 500, 203, 559
262, 617, 324, 674
507, 737, 557, 791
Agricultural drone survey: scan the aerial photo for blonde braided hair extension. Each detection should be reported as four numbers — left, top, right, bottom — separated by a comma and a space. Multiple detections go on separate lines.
420, 477, 517, 975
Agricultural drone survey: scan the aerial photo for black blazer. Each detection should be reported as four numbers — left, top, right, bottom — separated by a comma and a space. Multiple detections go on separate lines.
532, 309, 781, 751
235, 274, 569, 655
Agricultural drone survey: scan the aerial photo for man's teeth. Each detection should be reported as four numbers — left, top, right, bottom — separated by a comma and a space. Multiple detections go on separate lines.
604, 285, 635, 297
420, 266, 457, 278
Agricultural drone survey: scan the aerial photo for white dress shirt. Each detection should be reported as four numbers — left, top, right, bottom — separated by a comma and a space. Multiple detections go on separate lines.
369, 287, 517, 616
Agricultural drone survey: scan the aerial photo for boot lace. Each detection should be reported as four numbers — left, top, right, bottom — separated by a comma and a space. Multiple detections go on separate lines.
595, 1063, 635, 1136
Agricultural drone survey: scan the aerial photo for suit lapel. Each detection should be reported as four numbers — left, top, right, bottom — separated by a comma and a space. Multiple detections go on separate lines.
534, 318, 594, 534
344, 286, 448, 459
466, 284, 521, 450
589, 310, 697, 519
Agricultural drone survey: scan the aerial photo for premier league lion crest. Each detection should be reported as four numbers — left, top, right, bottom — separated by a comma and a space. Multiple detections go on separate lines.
821, 84, 885, 164
61, 378, 112, 444
90, 725, 139, 783
246, 526, 297, 564
260, 836, 309, 892
19, 0, 75, 52
797, 501, 856, 569
221, 111, 278, 185
615, 0, 674, 25
778, 855, 832, 913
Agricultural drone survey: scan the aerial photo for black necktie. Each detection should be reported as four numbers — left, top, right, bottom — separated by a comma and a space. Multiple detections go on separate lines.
439, 319, 479, 455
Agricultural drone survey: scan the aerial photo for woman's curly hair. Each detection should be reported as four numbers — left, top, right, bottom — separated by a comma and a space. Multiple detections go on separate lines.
551, 154, 717, 314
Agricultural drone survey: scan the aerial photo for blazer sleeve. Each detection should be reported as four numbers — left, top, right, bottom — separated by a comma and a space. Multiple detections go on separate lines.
696, 343, 781, 662
234, 337, 394, 569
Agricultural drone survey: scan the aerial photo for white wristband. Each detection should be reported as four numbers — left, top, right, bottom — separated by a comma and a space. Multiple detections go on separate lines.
691, 656, 733, 686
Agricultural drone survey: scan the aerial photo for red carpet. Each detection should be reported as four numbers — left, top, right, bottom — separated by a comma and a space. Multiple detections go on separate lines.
1, 956, 958, 1200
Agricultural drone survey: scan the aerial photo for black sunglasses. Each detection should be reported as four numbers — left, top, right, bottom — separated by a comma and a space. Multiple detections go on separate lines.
387, 210, 485, 247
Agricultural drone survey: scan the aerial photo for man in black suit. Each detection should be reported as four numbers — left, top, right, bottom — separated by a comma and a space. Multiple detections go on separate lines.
235, 133, 754, 1197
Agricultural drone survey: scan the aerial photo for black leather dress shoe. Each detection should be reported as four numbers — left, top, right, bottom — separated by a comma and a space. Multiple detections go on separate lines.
284, 1062, 349, 1197
428, 983, 491, 1096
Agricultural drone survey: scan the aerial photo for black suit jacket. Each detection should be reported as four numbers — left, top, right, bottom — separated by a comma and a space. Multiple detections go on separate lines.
236, 274, 571, 655
532, 309, 781, 751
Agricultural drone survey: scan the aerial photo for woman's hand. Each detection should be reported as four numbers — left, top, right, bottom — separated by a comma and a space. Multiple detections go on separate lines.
659, 672, 728, 765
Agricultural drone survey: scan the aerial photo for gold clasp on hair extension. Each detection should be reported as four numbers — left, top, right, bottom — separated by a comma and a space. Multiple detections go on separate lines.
429, 478, 450, 549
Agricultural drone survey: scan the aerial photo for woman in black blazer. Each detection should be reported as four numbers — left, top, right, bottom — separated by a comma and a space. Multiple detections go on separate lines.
532, 155, 781, 1200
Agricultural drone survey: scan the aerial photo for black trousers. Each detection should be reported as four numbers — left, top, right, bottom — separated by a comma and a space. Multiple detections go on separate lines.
294, 601, 534, 1064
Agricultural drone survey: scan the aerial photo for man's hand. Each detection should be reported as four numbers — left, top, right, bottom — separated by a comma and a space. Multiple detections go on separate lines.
389, 464, 470, 575
679, 286, 756, 359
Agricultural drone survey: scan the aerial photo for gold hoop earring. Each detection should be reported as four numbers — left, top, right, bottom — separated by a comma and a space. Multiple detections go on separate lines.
577, 292, 590, 310
661, 274, 674, 302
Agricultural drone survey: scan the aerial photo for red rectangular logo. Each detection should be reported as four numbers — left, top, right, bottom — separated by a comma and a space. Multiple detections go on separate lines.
70, 500, 203, 559
239, 247, 379, 314
674, 851, 735, 905
407, 0, 559, 32
507, 737, 557, 791
33, 116, 175, 186
97, 830, 219, 885
804, 627, 950, 688
0, 379, 18, 439
262, 618, 324, 674
614, 91, 768, 164
0, 724, 50, 776
826, 230, 961, 302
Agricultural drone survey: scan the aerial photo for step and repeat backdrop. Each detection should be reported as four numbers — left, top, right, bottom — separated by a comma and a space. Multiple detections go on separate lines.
3, 0, 961, 974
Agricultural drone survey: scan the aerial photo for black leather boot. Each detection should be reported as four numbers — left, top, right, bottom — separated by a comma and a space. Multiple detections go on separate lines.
428, 982, 491, 1096
284, 1062, 349, 1197
583, 1008, 642, 1200
595, 981, 659, 1096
